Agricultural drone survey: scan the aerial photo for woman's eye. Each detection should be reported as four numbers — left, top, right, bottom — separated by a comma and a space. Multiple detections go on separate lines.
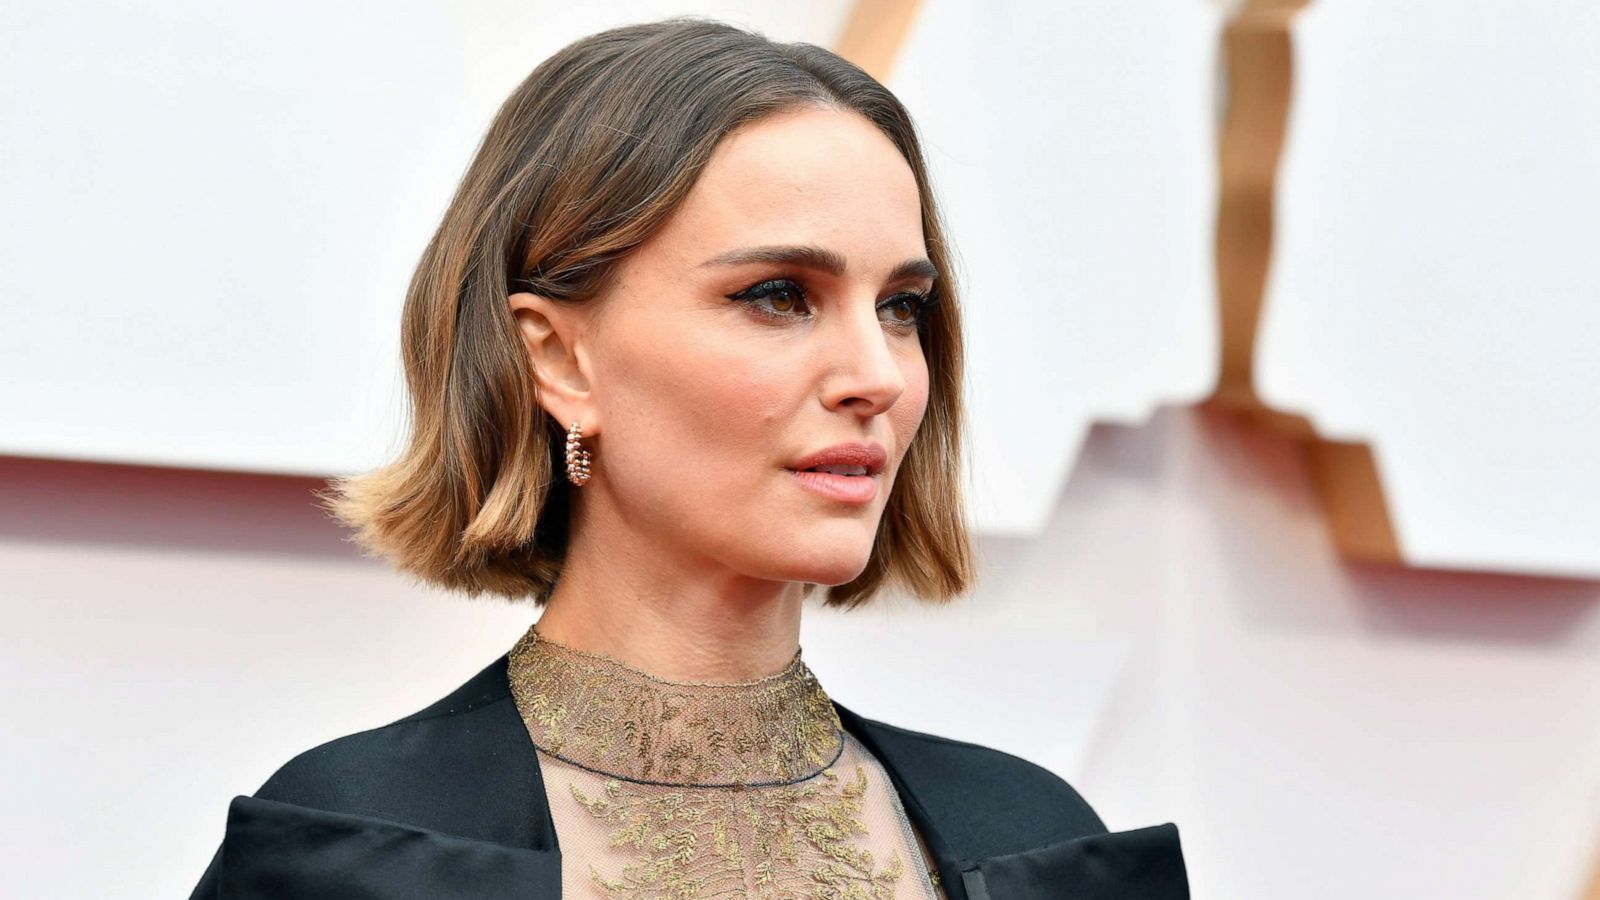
879, 291, 936, 330
726, 280, 939, 329
727, 278, 810, 320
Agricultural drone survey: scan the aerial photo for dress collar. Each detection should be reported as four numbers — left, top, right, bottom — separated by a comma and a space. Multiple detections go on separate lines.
505, 624, 844, 788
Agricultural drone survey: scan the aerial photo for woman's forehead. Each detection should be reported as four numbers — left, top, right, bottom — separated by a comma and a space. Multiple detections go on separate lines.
652, 107, 926, 271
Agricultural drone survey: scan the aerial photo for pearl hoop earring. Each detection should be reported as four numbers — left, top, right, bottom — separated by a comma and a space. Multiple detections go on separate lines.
565, 421, 592, 486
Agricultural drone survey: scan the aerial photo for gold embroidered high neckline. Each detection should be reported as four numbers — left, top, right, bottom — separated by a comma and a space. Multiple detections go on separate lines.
506, 625, 844, 788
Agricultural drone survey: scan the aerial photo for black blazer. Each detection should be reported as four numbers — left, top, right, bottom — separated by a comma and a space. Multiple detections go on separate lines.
188, 652, 1188, 899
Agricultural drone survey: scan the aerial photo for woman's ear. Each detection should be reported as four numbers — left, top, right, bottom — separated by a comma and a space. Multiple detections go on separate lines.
508, 291, 592, 426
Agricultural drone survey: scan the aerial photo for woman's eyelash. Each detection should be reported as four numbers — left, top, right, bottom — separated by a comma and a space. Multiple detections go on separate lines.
727, 278, 811, 318
725, 277, 940, 328
885, 287, 940, 326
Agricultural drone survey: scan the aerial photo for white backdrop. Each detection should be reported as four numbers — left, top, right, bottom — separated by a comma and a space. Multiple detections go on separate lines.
1260, 0, 1600, 577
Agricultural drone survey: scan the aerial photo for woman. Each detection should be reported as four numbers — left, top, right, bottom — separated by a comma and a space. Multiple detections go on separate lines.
188, 17, 1187, 900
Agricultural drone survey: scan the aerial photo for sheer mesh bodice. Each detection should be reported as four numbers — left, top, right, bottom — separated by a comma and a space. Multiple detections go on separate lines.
507, 624, 947, 899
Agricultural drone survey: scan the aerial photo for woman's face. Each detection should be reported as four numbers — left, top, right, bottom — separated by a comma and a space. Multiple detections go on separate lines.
521, 105, 934, 589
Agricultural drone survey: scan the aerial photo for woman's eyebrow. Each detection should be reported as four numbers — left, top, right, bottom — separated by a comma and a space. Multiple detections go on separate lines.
700, 244, 937, 282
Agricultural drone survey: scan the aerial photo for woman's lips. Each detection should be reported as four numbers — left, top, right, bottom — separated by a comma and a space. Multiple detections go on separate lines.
786, 467, 879, 504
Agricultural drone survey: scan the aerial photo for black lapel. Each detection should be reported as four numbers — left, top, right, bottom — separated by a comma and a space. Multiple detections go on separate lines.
833, 699, 973, 900
832, 699, 1190, 900
478, 652, 561, 855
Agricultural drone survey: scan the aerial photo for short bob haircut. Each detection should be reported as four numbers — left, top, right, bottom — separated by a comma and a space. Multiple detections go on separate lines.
317, 17, 974, 610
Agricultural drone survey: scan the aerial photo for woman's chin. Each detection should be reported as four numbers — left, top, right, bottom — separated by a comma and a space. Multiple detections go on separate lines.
771, 548, 873, 587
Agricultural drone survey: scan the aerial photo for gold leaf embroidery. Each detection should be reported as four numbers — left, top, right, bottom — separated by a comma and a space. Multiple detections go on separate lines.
506, 624, 942, 899
571, 766, 904, 899
507, 626, 843, 786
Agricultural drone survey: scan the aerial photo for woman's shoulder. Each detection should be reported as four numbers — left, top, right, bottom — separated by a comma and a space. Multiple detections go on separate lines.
839, 705, 1188, 897
187, 656, 538, 899
247, 654, 535, 843
833, 702, 1108, 845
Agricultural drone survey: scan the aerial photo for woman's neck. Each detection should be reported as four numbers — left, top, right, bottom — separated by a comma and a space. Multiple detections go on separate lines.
531, 531, 807, 683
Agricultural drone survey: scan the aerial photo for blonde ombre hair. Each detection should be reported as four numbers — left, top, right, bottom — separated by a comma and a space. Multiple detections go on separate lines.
316, 18, 974, 609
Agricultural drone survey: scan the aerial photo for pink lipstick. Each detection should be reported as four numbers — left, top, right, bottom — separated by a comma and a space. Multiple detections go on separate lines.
784, 442, 886, 505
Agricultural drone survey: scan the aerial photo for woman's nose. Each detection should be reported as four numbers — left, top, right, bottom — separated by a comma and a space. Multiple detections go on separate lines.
818, 299, 908, 415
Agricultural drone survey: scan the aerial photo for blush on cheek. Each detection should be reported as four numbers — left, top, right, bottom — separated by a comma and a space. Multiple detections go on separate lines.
698, 359, 794, 443
892, 381, 931, 447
